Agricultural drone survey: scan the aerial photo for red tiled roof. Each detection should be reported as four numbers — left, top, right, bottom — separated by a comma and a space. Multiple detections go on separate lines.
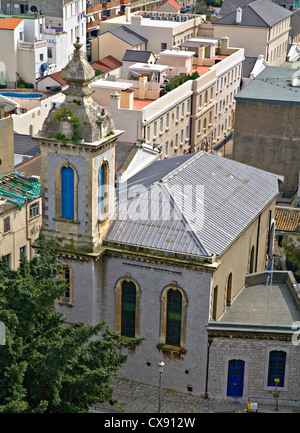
275, 207, 300, 233
0, 17, 23, 30
91, 55, 122, 74
157, 0, 180, 10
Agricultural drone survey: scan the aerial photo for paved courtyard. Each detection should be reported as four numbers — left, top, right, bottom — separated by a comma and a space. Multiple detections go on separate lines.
91, 378, 297, 414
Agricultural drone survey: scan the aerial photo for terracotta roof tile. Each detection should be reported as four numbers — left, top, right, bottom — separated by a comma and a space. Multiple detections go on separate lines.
275, 206, 300, 232
157, 0, 180, 10
0, 17, 23, 30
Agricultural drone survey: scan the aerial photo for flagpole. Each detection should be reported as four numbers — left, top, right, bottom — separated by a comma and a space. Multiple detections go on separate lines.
267, 257, 273, 323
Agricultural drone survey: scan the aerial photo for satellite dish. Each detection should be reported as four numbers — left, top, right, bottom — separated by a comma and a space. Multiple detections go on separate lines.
30, 5, 37, 12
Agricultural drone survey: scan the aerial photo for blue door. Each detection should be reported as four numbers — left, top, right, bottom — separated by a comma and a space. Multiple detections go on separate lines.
227, 359, 245, 397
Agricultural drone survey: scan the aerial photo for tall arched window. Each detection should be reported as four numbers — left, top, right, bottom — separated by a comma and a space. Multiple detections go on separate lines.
159, 283, 188, 356
115, 275, 141, 338
226, 273, 232, 306
166, 289, 182, 347
58, 264, 74, 306
121, 280, 136, 338
99, 161, 109, 217
61, 166, 74, 219
249, 246, 255, 274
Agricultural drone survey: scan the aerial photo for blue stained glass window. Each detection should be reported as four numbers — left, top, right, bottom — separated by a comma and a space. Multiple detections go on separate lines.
100, 164, 104, 215
61, 166, 74, 219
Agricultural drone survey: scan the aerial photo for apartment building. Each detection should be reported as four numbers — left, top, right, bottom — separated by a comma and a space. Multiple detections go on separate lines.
90, 36, 244, 157
0, 15, 47, 87
213, 0, 292, 66
1, 0, 86, 73
91, 6, 204, 59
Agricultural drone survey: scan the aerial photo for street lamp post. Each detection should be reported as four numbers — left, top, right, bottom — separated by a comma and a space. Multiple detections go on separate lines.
274, 378, 280, 411
157, 360, 165, 413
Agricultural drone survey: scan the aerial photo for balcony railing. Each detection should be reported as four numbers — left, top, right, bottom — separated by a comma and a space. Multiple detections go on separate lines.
18, 40, 47, 50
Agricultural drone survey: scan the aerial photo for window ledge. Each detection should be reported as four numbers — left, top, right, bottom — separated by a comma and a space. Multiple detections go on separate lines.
98, 212, 110, 224
157, 343, 186, 359
53, 217, 80, 224
58, 299, 74, 307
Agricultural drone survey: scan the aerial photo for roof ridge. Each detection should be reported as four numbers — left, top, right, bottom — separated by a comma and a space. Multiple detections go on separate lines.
161, 151, 204, 183
159, 183, 211, 256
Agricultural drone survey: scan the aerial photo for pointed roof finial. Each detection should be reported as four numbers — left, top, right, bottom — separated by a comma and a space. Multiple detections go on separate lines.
74, 36, 82, 51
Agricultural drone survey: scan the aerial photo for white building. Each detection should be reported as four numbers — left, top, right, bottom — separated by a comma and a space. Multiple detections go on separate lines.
0, 15, 47, 88
0, 0, 87, 75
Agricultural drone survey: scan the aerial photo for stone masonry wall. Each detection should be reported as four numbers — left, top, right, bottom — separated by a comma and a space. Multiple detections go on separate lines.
207, 336, 300, 402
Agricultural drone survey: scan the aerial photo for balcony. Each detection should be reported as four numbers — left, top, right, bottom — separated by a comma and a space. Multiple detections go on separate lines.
18, 40, 47, 51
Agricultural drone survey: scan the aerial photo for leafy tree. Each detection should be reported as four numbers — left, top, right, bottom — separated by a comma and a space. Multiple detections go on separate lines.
283, 237, 300, 278
0, 234, 142, 413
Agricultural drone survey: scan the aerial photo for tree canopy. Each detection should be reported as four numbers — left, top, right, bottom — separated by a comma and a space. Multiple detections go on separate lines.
0, 234, 142, 413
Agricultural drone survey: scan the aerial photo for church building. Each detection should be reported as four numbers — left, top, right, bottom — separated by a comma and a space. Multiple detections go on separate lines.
34, 39, 283, 397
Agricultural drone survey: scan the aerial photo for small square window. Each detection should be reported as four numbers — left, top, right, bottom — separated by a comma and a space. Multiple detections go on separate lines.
29, 202, 39, 219
3, 216, 10, 233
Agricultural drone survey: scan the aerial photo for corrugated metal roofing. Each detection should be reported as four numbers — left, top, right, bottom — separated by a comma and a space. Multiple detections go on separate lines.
105, 152, 282, 258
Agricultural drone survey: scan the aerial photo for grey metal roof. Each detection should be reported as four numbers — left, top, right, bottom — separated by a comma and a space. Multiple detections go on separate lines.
235, 66, 300, 105
217, 281, 300, 326
213, 0, 292, 27
219, 0, 252, 16
122, 50, 154, 63
105, 151, 282, 258
109, 26, 148, 47
14, 132, 40, 157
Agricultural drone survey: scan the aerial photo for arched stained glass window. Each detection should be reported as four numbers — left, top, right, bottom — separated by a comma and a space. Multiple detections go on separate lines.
166, 289, 182, 347
121, 280, 136, 338
61, 166, 74, 219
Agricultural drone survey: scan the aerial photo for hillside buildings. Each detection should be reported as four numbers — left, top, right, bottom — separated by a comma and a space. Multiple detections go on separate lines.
30, 40, 298, 400
232, 66, 300, 195
0, 117, 42, 270
90, 35, 244, 157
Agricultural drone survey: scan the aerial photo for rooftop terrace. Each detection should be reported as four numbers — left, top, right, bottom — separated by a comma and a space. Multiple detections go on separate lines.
208, 271, 300, 333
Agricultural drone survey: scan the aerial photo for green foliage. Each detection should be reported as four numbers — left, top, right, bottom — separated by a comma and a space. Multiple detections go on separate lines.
16, 77, 34, 89
165, 72, 200, 92
283, 237, 300, 277
0, 234, 142, 413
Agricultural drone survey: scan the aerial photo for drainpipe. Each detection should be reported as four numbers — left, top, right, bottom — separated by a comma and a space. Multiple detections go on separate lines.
205, 338, 213, 399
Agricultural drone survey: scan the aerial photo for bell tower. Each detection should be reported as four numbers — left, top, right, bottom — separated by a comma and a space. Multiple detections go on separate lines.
35, 38, 123, 253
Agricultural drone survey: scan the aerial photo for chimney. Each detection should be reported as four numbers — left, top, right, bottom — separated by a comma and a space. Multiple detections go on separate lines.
236, 7, 242, 24
120, 88, 134, 109
125, 5, 131, 21
110, 91, 121, 109
138, 76, 147, 100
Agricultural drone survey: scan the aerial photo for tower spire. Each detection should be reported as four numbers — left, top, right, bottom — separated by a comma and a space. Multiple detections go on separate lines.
40, 38, 115, 143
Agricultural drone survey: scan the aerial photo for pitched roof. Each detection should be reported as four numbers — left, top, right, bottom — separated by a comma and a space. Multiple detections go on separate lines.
91, 55, 122, 73
105, 152, 282, 258
14, 132, 40, 157
157, 0, 181, 10
108, 26, 148, 46
122, 50, 154, 63
15, 154, 41, 178
275, 206, 300, 232
0, 17, 23, 30
213, 0, 292, 27
219, 0, 252, 16
38, 70, 66, 86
